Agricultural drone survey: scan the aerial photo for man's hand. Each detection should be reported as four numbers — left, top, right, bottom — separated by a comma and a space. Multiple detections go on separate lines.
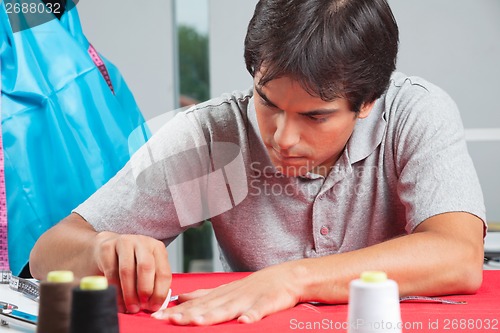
94, 232, 172, 313
151, 262, 305, 325
30, 213, 173, 314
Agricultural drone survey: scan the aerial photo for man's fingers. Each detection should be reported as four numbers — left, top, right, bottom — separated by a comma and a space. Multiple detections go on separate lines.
95, 236, 124, 311
153, 282, 252, 325
94, 233, 173, 314
154, 296, 244, 326
147, 245, 172, 311
237, 296, 278, 324
95, 234, 119, 284
116, 238, 140, 313
135, 245, 157, 309
177, 288, 213, 302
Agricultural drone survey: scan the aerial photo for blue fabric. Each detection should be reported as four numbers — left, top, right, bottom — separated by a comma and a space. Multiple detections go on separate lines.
1, 1, 150, 275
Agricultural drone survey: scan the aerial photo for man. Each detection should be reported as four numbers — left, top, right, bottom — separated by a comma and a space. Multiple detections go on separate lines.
30, 0, 485, 326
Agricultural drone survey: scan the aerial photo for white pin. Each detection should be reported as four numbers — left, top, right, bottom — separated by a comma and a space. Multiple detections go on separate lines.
159, 288, 173, 311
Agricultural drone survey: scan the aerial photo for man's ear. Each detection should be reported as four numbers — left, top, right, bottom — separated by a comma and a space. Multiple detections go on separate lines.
358, 100, 376, 119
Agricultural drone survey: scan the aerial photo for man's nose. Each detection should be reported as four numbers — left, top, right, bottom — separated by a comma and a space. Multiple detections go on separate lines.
274, 114, 300, 150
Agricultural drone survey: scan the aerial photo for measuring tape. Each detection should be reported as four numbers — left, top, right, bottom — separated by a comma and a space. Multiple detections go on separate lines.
87, 44, 115, 94
1, 271, 40, 302
0, 101, 9, 274
0, 270, 10, 284
0, 129, 38, 301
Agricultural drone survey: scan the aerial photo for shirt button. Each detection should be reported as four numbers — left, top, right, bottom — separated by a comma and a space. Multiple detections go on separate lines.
320, 226, 329, 236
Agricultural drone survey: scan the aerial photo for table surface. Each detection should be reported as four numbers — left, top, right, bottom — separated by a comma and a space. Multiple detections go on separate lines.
0, 281, 38, 333
1, 270, 499, 333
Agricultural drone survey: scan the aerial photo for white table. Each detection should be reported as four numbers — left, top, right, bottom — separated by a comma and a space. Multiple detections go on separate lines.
0, 283, 38, 332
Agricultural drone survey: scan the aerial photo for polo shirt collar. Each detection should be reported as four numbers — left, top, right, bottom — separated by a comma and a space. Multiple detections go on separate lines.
346, 98, 387, 165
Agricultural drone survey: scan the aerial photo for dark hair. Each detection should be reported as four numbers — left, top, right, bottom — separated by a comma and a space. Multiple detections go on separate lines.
244, 0, 399, 112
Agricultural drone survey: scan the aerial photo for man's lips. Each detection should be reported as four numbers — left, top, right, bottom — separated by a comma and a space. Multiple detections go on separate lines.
270, 146, 305, 162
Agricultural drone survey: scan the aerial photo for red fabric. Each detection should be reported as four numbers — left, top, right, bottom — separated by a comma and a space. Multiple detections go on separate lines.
119, 270, 500, 333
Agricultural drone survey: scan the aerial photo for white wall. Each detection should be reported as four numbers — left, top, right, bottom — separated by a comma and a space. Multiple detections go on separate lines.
208, 0, 257, 98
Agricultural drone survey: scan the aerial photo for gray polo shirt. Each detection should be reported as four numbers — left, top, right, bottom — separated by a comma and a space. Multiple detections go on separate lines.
74, 72, 485, 272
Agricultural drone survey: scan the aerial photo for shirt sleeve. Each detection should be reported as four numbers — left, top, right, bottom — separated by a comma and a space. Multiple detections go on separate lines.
392, 79, 486, 233
73, 111, 208, 243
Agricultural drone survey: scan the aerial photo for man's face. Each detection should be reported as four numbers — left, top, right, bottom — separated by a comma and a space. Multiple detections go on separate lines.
254, 74, 374, 177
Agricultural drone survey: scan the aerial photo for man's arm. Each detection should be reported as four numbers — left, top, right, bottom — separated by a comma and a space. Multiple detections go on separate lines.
30, 214, 101, 278
30, 213, 172, 313
152, 212, 484, 325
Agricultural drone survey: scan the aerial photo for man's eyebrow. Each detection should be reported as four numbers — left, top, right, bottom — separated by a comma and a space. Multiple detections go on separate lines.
299, 109, 339, 116
255, 85, 278, 108
255, 85, 340, 115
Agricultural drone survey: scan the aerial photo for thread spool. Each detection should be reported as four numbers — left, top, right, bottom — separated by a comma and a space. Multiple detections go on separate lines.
347, 271, 402, 333
36, 270, 75, 333
69, 276, 119, 333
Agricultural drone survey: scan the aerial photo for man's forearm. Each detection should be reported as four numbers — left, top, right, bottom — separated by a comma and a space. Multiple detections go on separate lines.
29, 213, 101, 279
296, 213, 484, 304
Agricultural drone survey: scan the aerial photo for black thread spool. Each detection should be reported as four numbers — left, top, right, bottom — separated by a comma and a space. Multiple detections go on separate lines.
37, 270, 75, 333
69, 276, 119, 333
